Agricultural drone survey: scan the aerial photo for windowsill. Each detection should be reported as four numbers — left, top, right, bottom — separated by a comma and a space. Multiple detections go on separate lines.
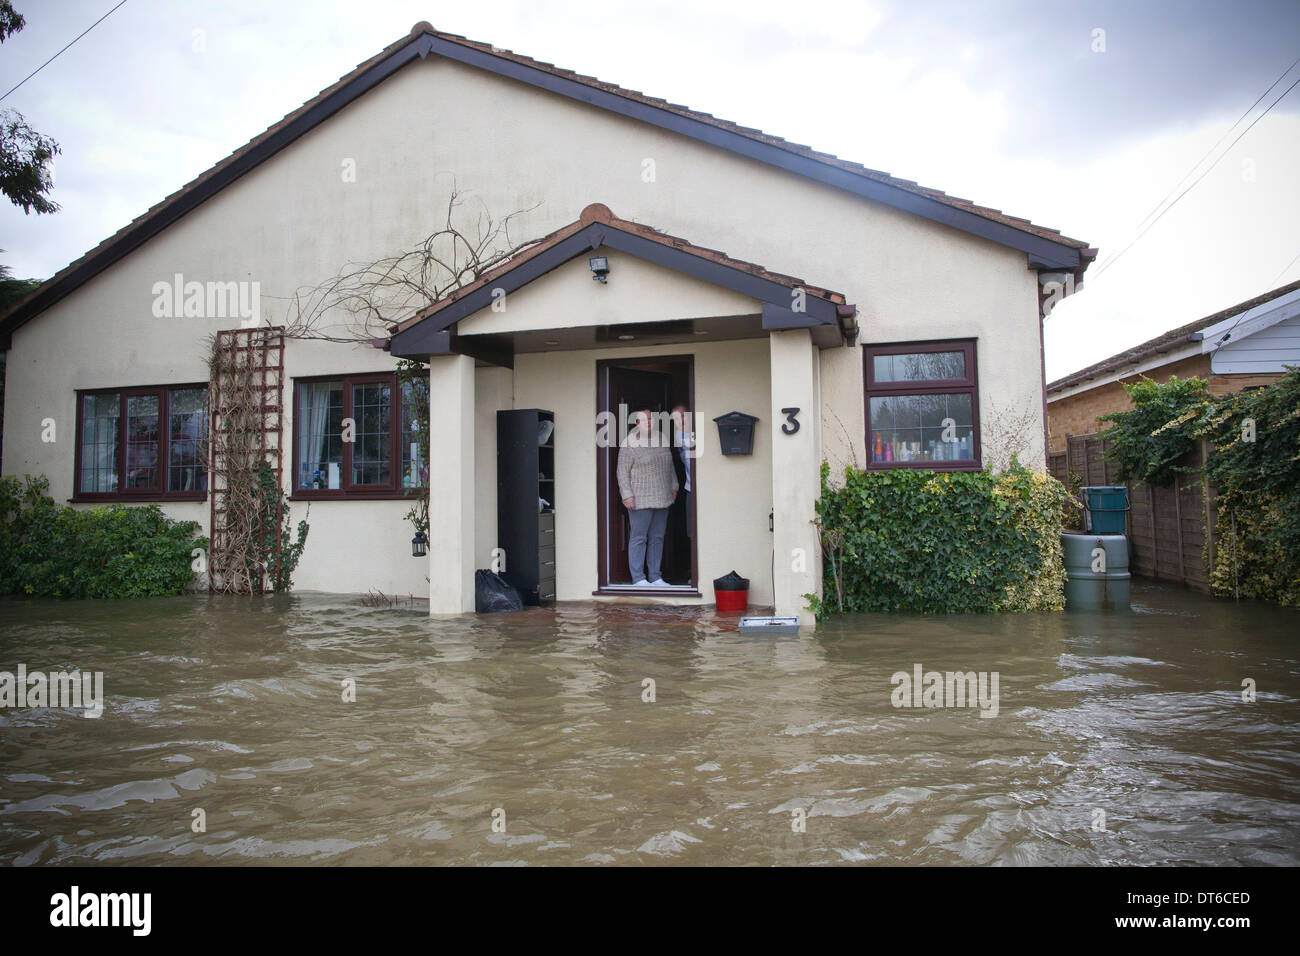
863, 462, 982, 472
69, 493, 208, 504
289, 489, 427, 501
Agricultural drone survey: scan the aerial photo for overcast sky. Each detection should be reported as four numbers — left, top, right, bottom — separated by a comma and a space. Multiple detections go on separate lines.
2, 0, 1298, 379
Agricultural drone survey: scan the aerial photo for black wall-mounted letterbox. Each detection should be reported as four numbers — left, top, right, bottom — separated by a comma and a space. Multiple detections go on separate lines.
713, 411, 759, 456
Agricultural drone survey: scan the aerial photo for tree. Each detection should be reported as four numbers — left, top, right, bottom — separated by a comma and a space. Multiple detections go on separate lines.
0, 1, 24, 42
0, 2, 61, 215
0, 258, 39, 307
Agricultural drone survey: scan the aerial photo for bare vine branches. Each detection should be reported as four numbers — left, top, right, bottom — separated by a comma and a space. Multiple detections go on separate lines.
281, 189, 543, 342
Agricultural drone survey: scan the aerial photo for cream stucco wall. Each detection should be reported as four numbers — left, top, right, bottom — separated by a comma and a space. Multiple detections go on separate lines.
3, 47, 1048, 602
458, 249, 758, 335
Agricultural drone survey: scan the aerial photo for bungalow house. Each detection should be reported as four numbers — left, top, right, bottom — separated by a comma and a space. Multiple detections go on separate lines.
1047, 279, 1300, 452
0, 23, 1093, 622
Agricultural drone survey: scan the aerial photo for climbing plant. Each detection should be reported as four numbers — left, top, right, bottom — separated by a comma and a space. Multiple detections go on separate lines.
1093, 370, 1300, 605
1098, 376, 1211, 486
250, 461, 309, 592
396, 358, 430, 542
1199, 368, 1300, 605
206, 332, 308, 592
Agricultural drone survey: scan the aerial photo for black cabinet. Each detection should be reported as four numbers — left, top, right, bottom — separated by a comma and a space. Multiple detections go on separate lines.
497, 409, 555, 605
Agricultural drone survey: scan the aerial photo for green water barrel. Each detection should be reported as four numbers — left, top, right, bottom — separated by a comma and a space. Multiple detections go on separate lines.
1061, 532, 1130, 610
1082, 485, 1129, 534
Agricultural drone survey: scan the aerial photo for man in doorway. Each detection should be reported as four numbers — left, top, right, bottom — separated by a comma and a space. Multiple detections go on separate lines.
617, 408, 678, 587
671, 403, 694, 539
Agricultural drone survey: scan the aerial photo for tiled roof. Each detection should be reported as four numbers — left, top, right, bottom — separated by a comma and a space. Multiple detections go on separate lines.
1046, 278, 1300, 394
418, 24, 1092, 252
1, 21, 1090, 341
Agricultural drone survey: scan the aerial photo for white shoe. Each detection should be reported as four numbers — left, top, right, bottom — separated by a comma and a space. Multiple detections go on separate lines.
648, 578, 670, 587
632, 578, 649, 587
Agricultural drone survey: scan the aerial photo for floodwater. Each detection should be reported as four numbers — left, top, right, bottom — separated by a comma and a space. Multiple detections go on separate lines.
1, 582, 1297, 866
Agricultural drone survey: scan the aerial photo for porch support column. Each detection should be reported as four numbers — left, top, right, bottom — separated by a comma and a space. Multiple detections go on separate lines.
427, 353, 476, 614
769, 328, 822, 626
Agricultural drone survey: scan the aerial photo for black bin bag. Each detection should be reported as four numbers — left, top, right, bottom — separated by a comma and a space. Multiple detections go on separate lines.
475, 569, 524, 613
712, 570, 750, 592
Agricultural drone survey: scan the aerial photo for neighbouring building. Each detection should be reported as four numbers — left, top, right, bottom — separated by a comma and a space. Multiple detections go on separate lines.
1047, 279, 1300, 452
0, 23, 1094, 622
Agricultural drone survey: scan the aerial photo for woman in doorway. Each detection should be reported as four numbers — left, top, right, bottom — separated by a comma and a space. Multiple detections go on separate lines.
617, 409, 678, 587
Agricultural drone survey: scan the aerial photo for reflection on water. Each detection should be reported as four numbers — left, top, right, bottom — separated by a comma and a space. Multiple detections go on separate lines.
1, 582, 1297, 865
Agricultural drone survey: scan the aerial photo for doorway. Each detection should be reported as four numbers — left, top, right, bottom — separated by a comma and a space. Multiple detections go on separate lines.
596, 356, 697, 591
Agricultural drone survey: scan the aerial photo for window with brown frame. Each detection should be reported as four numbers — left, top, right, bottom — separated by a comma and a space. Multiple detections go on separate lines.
863, 339, 980, 470
291, 371, 428, 498
73, 384, 209, 501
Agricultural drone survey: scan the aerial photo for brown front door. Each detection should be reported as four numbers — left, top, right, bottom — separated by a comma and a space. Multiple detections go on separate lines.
596, 357, 696, 588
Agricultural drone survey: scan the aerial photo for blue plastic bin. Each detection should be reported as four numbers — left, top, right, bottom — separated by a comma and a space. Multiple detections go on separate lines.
1082, 485, 1128, 534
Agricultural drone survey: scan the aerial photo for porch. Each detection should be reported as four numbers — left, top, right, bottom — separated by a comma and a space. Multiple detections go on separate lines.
389, 204, 857, 623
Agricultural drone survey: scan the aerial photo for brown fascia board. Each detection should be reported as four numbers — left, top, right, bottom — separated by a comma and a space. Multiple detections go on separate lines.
1, 21, 1085, 348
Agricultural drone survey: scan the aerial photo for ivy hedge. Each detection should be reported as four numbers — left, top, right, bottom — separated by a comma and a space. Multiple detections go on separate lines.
1100, 368, 1300, 606
0, 475, 207, 599
811, 459, 1071, 617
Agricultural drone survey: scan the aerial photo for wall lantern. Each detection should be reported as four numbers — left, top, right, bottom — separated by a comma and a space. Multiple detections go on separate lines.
411, 531, 428, 557
589, 255, 610, 283
713, 411, 759, 456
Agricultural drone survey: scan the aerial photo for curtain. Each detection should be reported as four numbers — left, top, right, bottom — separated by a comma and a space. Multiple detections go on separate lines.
298, 383, 333, 488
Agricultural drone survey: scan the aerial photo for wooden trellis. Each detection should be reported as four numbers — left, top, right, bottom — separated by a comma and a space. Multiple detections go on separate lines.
208, 327, 285, 593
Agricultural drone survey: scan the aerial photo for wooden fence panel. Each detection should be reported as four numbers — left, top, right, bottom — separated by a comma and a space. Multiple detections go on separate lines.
1059, 432, 1217, 592
1048, 452, 1068, 485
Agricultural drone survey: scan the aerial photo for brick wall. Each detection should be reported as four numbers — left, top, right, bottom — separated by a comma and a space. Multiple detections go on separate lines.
1045, 354, 1284, 453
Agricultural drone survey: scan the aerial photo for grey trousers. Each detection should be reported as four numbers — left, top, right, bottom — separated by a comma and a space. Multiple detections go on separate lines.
628, 507, 669, 582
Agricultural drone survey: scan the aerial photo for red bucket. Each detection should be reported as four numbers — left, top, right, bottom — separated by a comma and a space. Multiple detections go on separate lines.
714, 588, 748, 612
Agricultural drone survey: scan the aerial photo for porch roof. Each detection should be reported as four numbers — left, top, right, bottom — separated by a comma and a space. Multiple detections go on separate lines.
388, 203, 858, 362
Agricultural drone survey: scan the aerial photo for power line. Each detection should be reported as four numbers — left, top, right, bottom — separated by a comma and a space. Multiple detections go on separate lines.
1212, 251, 1300, 348
0, 0, 130, 103
1120, 54, 1300, 244
1092, 69, 1300, 281
1268, 250, 1300, 287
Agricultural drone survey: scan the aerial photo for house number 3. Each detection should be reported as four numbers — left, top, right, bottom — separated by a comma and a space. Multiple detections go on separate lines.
781, 407, 800, 435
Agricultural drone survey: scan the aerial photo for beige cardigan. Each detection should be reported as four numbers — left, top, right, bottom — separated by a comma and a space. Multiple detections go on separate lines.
616, 441, 679, 509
